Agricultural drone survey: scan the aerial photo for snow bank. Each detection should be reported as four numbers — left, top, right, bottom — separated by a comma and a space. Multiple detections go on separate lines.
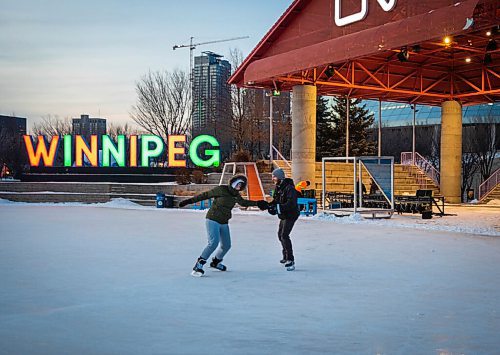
1, 198, 498, 236
487, 198, 500, 205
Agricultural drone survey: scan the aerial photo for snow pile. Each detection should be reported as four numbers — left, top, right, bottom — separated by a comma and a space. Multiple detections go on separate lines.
0, 197, 148, 210
487, 198, 500, 206
0, 198, 17, 205
95, 198, 149, 210
311, 209, 499, 237
312, 211, 364, 223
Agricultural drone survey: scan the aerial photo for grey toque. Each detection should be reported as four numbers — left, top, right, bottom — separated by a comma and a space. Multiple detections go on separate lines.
272, 168, 286, 180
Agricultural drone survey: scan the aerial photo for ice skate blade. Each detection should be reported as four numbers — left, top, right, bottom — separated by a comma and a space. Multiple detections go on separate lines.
191, 270, 204, 277
286, 265, 295, 271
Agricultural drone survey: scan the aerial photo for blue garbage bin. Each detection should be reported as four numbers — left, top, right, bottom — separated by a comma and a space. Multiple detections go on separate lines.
156, 192, 165, 208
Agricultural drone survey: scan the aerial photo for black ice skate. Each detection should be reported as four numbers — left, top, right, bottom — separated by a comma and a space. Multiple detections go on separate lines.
209, 257, 227, 271
191, 257, 206, 277
284, 260, 295, 271
280, 259, 287, 264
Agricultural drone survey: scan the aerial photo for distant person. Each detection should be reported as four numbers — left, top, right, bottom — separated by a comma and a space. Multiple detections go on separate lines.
369, 179, 379, 195
178, 175, 268, 277
268, 168, 300, 271
295, 180, 311, 197
355, 179, 367, 196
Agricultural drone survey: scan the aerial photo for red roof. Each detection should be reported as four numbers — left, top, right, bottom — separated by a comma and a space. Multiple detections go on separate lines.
229, 0, 500, 106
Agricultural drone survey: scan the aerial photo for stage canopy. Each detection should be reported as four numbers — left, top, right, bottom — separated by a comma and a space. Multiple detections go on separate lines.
229, 0, 500, 106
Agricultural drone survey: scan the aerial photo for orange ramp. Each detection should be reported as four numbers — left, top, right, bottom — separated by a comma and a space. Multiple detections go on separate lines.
246, 164, 264, 201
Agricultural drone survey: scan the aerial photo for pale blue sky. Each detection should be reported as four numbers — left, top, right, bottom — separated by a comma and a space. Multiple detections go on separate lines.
0, 0, 292, 129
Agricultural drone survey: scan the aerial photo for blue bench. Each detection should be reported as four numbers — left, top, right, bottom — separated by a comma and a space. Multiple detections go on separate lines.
297, 197, 317, 216
191, 199, 213, 210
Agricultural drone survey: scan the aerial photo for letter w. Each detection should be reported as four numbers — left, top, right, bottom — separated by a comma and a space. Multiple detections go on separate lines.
23, 135, 60, 166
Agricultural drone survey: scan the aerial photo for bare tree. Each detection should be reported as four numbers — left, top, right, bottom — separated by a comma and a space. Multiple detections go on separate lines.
31, 115, 72, 136
273, 95, 292, 159
462, 126, 480, 201
131, 69, 191, 138
107, 122, 138, 140
242, 88, 271, 160
471, 116, 498, 181
226, 48, 254, 154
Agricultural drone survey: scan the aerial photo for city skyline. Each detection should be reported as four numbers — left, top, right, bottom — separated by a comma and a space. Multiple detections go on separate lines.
0, 0, 293, 130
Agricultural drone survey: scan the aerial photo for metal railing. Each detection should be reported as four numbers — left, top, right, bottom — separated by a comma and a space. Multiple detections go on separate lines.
401, 152, 440, 186
272, 145, 291, 169
321, 156, 394, 214
479, 168, 500, 201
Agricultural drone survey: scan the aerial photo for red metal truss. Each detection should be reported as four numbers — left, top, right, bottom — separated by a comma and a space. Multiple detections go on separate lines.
230, 0, 500, 106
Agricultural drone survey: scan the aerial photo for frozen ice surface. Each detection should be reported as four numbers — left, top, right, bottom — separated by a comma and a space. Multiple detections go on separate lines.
1, 200, 499, 354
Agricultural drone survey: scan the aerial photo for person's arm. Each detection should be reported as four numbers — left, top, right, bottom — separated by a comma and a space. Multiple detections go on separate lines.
235, 194, 259, 208
179, 187, 221, 206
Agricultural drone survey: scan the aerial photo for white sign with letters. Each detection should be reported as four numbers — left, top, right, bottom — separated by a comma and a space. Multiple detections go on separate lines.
335, 0, 397, 27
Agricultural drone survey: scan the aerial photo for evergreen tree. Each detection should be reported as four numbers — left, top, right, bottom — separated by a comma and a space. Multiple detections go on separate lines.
330, 97, 376, 157
315, 96, 336, 160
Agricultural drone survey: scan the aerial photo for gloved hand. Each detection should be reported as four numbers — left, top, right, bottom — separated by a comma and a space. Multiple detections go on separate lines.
268, 204, 277, 215
257, 200, 269, 210
178, 199, 192, 208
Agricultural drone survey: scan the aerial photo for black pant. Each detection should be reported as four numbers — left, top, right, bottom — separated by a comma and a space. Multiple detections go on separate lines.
278, 218, 297, 261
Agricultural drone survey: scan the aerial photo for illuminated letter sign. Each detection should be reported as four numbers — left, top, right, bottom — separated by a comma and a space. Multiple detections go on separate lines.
102, 135, 126, 167
129, 135, 138, 167
23, 134, 220, 168
189, 135, 220, 168
141, 135, 164, 167
75, 135, 98, 167
335, 0, 397, 27
168, 135, 186, 168
63, 135, 72, 167
23, 135, 59, 167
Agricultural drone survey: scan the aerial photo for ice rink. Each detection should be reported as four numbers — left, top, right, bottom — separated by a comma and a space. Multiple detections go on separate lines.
1, 200, 499, 354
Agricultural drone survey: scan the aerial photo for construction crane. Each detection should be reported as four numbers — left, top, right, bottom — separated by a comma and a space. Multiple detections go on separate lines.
173, 36, 249, 84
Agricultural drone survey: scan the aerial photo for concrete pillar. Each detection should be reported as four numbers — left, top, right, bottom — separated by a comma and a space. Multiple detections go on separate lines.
291, 85, 317, 184
440, 100, 462, 204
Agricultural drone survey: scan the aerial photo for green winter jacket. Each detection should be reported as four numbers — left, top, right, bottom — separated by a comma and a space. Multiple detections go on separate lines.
186, 185, 258, 224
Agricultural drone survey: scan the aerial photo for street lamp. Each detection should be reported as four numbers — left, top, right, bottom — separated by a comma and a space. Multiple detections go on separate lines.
266, 90, 281, 165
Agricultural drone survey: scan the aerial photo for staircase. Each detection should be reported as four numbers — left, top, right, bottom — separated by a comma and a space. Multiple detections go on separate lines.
479, 168, 500, 203
273, 160, 292, 178
481, 185, 500, 203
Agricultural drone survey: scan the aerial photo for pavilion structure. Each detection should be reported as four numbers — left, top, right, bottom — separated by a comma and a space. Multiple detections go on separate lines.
229, 0, 499, 203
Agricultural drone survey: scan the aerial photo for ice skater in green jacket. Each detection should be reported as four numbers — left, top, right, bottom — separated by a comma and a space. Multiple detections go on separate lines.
178, 175, 269, 277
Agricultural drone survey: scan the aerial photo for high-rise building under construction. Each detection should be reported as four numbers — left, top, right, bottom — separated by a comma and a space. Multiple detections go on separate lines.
192, 51, 232, 159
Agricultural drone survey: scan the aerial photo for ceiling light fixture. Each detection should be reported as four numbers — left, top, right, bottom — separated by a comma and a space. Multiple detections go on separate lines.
397, 47, 409, 62
324, 65, 334, 78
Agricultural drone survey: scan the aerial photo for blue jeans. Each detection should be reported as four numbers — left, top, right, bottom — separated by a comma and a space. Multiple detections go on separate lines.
200, 219, 231, 260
